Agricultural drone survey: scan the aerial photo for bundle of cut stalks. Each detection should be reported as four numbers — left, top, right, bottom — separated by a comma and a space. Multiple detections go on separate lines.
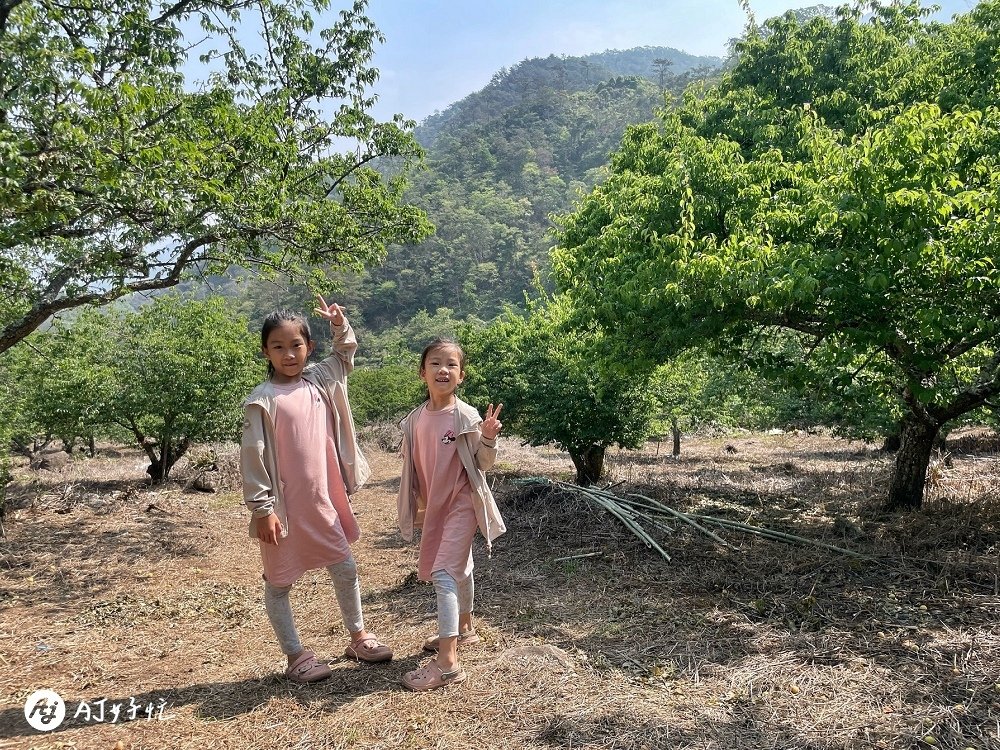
515, 477, 869, 562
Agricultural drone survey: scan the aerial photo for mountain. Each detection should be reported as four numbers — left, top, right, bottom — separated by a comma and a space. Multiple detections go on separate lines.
339, 46, 722, 342
226, 46, 722, 355
581, 46, 725, 78
416, 46, 722, 149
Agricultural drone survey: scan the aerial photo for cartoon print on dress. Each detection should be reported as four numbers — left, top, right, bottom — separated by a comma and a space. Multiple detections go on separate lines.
441, 429, 457, 444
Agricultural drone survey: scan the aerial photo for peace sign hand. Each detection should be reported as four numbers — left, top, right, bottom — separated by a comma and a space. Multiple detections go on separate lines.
314, 294, 345, 327
481, 403, 503, 441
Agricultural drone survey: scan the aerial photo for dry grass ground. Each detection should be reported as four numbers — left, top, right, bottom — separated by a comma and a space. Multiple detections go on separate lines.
1, 429, 998, 750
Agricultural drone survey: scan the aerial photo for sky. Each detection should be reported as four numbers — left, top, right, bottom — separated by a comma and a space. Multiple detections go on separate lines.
339, 0, 979, 125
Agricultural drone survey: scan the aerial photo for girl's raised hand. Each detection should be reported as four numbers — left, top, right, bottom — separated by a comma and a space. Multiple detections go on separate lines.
481, 403, 503, 440
314, 294, 345, 326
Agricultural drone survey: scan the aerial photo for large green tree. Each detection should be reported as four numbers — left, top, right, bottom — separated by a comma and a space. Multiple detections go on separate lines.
462, 295, 656, 485
552, 1, 1000, 510
0, 0, 431, 354
110, 296, 261, 481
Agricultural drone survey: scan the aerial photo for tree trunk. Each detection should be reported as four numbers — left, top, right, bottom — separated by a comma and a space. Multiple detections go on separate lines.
10, 437, 34, 458
145, 437, 190, 484
885, 416, 939, 511
569, 445, 605, 486
671, 417, 681, 457
881, 426, 902, 453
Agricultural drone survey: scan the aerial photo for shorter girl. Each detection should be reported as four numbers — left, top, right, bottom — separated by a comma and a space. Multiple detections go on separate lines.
241, 297, 392, 683
396, 337, 505, 691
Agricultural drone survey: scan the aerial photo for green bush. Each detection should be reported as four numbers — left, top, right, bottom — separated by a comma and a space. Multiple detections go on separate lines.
348, 364, 426, 426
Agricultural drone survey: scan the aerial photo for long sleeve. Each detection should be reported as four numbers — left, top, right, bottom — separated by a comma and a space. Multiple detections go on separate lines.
240, 405, 276, 518
472, 428, 498, 472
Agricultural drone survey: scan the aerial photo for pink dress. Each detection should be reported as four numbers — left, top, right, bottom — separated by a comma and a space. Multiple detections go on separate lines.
261, 380, 355, 587
412, 404, 477, 582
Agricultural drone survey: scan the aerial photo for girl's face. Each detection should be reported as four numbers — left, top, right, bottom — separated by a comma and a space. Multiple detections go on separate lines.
263, 321, 315, 384
420, 345, 465, 400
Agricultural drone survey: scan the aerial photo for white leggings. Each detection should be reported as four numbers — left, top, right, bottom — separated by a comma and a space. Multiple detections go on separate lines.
432, 569, 474, 639
264, 556, 364, 656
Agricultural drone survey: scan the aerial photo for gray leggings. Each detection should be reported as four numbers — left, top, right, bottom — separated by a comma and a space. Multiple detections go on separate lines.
432, 569, 474, 639
264, 557, 364, 656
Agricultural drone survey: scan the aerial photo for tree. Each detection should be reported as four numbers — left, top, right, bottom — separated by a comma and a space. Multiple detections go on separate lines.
3, 296, 260, 481
348, 364, 425, 425
552, 1, 1000, 510
3, 310, 118, 455
649, 353, 707, 456
652, 58, 673, 92
0, 344, 34, 463
461, 295, 656, 485
107, 295, 261, 481
0, 0, 432, 355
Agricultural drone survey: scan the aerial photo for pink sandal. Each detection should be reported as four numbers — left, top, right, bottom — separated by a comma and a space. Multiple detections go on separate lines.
401, 659, 467, 691
285, 650, 332, 683
344, 634, 393, 663
423, 630, 482, 652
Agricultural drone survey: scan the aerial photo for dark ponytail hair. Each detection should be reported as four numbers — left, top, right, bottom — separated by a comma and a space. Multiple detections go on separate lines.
260, 311, 312, 379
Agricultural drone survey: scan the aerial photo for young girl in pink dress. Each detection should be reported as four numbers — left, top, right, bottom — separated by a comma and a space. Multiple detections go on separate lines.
241, 296, 392, 683
396, 337, 505, 690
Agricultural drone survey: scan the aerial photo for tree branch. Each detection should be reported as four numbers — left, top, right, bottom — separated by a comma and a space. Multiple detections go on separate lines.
0, 234, 217, 354
0, 0, 26, 26
937, 349, 1000, 423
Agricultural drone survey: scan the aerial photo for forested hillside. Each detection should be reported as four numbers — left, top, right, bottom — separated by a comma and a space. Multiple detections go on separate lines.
327, 47, 723, 351
415, 47, 722, 148
173, 44, 721, 360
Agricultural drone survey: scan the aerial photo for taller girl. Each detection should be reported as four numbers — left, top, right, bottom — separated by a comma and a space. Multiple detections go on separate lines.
241, 296, 392, 684
397, 337, 505, 691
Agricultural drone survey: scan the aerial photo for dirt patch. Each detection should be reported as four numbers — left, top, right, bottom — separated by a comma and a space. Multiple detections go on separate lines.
1, 432, 998, 749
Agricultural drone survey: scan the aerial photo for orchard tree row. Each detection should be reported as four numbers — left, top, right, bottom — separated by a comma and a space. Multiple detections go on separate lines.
4, 0, 1000, 514
0, 293, 802, 485
1, 296, 261, 482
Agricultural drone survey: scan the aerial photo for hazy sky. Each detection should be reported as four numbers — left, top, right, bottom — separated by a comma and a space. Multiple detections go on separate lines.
350, 0, 979, 125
